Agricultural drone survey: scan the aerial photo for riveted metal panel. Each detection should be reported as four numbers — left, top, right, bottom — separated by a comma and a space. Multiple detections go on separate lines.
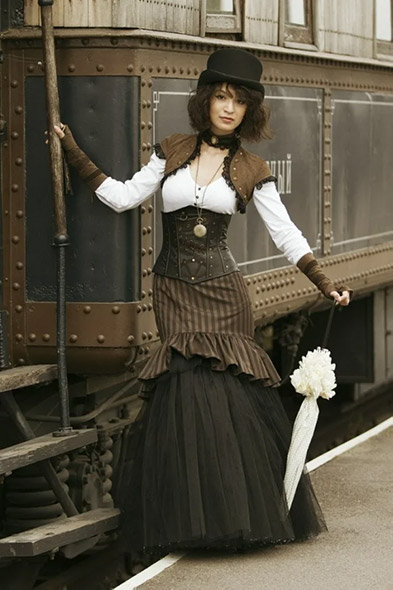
238, 85, 323, 276
331, 90, 393, 255
322, 89, 333, 256
246, 243, 393, 324
25, 299, 144, 346
1, 48, 27, 366
1, 36, 393, 371
25, 75, 140, 302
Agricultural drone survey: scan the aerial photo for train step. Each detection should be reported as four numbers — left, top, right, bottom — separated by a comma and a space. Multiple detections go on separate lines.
0, 507, 120, 557
0, 429, 97, 475
0, 364, 57, 393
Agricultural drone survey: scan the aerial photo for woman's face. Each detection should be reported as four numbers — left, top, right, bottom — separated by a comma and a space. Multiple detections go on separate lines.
209, 83, 247, 136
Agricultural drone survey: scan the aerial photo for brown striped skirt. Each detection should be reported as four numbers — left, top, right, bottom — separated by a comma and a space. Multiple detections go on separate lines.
138, 271, 280, 394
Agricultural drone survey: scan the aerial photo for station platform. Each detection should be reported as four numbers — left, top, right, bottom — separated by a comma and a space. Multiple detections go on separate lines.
117, 418, 393, 590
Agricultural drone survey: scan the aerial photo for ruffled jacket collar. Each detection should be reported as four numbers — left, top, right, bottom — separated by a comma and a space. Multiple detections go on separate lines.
154, 133, 275, 213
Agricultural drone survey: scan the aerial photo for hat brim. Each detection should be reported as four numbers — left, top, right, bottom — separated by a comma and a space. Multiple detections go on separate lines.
197, 69, 265, 97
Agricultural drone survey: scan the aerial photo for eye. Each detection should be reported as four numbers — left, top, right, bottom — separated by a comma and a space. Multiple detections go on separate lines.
215, 93, 225, 100
236, 99, 246, 105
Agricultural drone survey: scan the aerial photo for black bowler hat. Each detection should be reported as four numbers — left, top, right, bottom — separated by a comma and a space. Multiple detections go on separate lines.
198, 48, 264, 96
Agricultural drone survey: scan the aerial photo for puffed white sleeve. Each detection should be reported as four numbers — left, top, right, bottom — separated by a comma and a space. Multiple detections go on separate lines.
252, 181, 312, 265
94, 152, 166, 212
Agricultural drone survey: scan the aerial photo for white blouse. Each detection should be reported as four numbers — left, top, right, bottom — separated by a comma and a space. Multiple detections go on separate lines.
95, 152, 312, 265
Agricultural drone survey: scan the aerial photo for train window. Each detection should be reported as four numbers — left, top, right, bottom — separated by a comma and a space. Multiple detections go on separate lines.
201, 0, 241, 35
286, 0, 307, 25
282, 0, 316, 48
376, 0, 392, 40
206, 0, 235, 14
375, 0, 393, 56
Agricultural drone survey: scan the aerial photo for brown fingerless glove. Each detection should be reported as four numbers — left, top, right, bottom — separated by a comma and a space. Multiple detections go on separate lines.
297, 252, 353, 299
60, 125, 107, 191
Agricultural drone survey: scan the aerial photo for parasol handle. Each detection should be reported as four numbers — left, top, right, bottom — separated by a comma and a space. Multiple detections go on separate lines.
321, 301, 338, 349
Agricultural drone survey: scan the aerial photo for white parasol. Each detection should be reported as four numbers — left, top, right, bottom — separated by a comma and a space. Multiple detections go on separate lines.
283, 346, 336, 509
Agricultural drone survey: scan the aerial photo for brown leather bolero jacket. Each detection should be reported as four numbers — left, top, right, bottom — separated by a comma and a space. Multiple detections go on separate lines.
154, 133, 275, 213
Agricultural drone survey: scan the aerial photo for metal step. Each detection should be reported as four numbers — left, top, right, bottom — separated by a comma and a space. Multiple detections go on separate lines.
0, 508, 120, 557
0, 364, 57, 393
0, 429, 97, 475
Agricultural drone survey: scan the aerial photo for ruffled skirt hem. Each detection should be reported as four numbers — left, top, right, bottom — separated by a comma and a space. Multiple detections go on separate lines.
138, 331, 281, 396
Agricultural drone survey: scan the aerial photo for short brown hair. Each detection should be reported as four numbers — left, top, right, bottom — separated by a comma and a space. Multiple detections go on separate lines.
188, 83, 272, 142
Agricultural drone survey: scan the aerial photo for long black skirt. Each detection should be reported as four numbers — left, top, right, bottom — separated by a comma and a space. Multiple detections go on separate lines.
117, 273, 326, 553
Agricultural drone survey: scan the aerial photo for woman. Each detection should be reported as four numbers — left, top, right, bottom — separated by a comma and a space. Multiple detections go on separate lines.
55, 48, 351, 553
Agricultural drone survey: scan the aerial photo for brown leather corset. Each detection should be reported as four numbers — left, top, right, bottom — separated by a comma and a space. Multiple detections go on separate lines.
152, 206, 238, 284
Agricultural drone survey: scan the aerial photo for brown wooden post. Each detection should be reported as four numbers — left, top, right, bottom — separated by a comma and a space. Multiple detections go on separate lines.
39, 0, 67, 240
38, 0, 71, 434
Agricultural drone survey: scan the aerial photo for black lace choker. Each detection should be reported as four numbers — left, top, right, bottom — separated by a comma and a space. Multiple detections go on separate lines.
201, 129, 238, 150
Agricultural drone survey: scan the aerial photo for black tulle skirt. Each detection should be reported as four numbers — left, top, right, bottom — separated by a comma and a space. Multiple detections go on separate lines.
117, 351, 326, 554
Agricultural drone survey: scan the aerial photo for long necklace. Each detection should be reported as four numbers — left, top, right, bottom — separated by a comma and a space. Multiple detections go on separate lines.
193, 155, 225, 238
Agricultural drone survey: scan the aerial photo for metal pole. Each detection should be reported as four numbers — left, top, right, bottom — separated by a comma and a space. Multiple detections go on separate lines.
39, 0, 72, 434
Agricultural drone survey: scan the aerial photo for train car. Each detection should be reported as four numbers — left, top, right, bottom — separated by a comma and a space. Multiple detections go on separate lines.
0, 0, 392, 587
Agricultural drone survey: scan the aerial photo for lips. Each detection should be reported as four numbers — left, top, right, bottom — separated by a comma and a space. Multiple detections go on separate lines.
220, 117, 234, 123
